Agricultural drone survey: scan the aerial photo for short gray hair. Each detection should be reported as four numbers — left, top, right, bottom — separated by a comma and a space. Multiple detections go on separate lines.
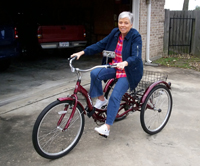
118, 11, 134, 24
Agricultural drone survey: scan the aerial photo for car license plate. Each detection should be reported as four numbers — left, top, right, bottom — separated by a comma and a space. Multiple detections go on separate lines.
59, 42, 69, 47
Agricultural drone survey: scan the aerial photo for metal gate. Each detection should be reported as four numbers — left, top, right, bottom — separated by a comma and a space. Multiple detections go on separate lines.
168, 18, 195, 55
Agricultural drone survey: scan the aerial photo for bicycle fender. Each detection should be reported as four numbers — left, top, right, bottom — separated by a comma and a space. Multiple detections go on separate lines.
57, 97, 86, 114
140, 81, 171, 104
103, 78, 116, 93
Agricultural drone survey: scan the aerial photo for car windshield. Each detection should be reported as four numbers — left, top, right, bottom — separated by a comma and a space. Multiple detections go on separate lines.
37, 8, 84, 25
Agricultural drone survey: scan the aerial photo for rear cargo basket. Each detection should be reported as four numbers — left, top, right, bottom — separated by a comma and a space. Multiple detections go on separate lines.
135, 70, 168, 95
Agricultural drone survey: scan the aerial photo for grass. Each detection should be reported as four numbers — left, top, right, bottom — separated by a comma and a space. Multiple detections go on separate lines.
153, 54, 200, 71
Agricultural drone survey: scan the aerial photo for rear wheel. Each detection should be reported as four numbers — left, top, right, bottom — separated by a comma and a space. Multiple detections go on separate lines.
140, 85, 172, 135
32, 100, 85, 159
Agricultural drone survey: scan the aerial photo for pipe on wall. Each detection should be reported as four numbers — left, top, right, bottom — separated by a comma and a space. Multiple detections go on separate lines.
146, 0, 152, 64
132, 0, 140, 31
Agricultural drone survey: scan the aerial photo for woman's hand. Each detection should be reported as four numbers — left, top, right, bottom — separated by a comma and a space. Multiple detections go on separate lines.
115, 61, 128, 70
70, 51, 84, 60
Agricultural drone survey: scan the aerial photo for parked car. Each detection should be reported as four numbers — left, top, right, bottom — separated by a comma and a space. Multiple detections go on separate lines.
36, 9, 87, 53
37, 25, 87, 50
0, 10, 20, 71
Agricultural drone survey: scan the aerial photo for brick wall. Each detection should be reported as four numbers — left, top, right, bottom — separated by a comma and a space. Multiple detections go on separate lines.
139, 0, 165, 61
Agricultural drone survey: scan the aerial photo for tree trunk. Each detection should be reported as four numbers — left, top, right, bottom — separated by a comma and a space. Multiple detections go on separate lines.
182, 0, 189, 10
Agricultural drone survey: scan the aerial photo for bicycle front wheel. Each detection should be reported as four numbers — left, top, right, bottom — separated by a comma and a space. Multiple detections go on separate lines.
32, 100, 85, 159
140, 85, 172, 135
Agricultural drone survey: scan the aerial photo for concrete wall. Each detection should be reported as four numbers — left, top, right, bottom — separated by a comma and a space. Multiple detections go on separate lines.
139, 0, 165, 61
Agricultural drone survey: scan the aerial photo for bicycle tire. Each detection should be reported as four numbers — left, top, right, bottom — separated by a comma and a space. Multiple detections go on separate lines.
140, 85, 172, 135
32, 100, 85, 159
104, 79, 128, 121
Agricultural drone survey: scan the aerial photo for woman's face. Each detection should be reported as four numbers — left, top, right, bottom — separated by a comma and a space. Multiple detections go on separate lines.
118, 17, 132, 38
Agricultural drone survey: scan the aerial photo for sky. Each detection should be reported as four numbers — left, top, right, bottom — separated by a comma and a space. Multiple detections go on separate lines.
164, 0, 200, 10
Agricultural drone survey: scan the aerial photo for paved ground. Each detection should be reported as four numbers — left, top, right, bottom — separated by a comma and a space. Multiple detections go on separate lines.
0, 54, 200, 166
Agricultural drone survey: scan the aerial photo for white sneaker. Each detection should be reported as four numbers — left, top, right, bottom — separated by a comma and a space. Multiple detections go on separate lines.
95, 124, 110, 137
94, 98, 108, 109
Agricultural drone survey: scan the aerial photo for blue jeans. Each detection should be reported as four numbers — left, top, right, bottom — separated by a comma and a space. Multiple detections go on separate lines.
90, 67, 129, 125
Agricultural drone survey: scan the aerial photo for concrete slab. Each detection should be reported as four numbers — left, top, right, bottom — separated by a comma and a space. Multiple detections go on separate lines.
0, 56, 200, 166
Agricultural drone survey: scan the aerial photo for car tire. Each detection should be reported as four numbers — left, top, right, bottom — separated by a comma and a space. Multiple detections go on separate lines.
0, 59, 11, 71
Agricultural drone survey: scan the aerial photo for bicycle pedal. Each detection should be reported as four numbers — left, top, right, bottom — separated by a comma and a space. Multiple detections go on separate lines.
101, 105, 107, 109
99, 133, 108, 138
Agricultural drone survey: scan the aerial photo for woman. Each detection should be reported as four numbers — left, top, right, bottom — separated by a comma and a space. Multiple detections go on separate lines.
71, 11, 143, 137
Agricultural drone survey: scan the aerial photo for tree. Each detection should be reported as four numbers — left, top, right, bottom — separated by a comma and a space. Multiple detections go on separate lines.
195, 6, 200, 10
182, 0, 189, 10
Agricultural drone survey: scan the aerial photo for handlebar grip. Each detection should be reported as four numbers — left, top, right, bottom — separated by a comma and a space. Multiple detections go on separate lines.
68, 56, 77, 61
108, 64, 117, 68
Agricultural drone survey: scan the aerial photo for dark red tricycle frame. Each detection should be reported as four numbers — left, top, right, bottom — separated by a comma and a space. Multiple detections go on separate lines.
57, 58, 171, 131
32, 56, 173, 160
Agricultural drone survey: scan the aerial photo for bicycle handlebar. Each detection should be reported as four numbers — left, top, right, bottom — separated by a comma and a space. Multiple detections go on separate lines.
68, 56, 117, 73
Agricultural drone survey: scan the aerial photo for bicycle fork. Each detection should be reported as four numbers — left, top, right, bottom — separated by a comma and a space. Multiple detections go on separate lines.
57, 94, 78, 131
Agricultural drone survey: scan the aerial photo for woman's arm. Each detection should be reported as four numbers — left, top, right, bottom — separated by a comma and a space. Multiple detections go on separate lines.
71, 51, 85, 60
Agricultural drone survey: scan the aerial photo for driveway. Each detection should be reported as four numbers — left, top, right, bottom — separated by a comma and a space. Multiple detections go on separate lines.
0, 55, 200, 166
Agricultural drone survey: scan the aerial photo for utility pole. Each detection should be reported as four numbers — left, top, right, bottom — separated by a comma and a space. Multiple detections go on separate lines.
182, 0, 189, 10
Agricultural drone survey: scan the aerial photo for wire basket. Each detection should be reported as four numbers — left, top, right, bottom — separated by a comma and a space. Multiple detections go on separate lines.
135, 70, 168, 95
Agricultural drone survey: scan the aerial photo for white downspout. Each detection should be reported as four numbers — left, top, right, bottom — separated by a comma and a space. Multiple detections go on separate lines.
145, 0, 152, 64
132, 0, 140, 31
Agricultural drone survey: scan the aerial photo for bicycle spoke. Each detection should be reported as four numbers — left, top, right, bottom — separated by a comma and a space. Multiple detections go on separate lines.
40, 129, 62, 150
154, 90, 164, 107
141, 85, 172, 135
145, 112, 158, 129
38, 128, 58, 142
32, 100, 85, 159
68, 113, 81, 129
